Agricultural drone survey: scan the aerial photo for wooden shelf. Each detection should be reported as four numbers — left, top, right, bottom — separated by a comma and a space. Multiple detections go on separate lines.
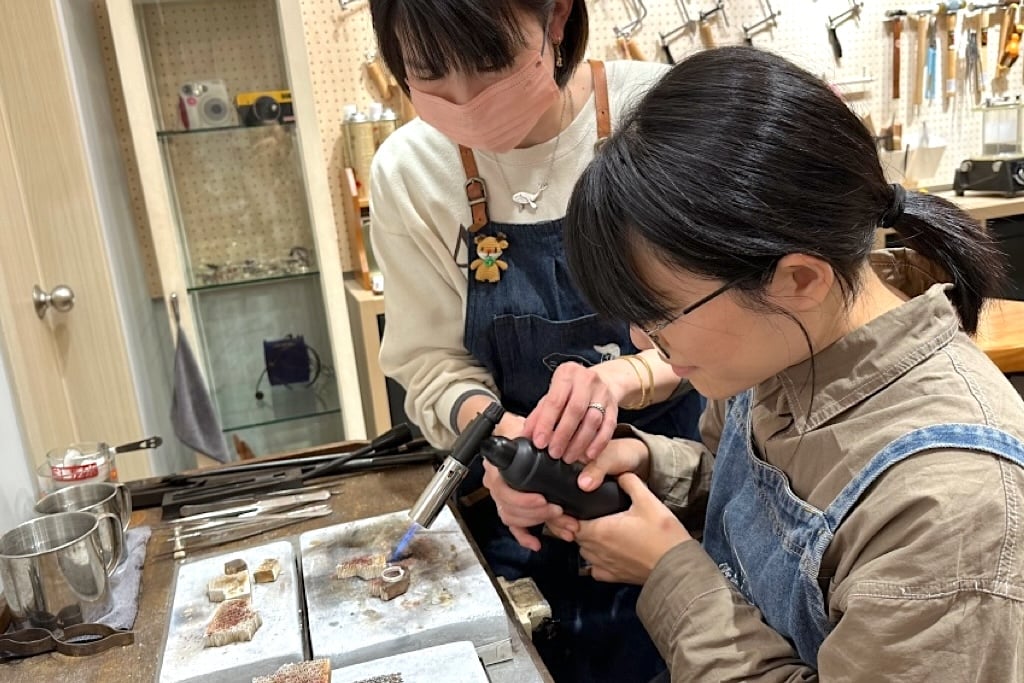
344, 279, 390, 437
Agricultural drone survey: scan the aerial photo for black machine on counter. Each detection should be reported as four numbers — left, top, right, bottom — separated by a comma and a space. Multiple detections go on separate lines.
953, 156, 1024, 197
407, 402, 630, 530
954, 97, 1024, 197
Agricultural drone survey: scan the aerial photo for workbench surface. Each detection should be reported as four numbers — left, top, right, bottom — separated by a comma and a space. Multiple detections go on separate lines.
2, 465, 552, 683
977, 298, 1024, 375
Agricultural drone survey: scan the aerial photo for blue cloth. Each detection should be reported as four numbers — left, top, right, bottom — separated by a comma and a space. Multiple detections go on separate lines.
459, 213, 703, 683
703, 390, 1024, 667
99, 525, 151, 631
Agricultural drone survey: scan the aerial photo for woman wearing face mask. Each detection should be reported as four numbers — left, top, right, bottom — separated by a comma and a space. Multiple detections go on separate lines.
534, 46, 1024, 679
368, 1, 704, 680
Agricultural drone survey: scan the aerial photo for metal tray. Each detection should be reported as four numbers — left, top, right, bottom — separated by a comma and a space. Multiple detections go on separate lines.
332, 640, 488, 683
157, 540, 304, 683
300, 507, 509, 669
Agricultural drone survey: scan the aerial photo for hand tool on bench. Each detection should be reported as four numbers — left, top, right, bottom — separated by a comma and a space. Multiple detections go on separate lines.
127, 423, 417, 515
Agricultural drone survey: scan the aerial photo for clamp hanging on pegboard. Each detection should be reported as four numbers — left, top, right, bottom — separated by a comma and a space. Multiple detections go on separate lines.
698, 1, 725, 48
743, 1, 781, 45
827, 1, 864, 60
614, 0, 648, 60
659, 2, 694, 64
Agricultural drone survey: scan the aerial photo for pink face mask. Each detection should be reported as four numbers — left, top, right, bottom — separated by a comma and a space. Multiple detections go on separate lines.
409, 53, 560, 153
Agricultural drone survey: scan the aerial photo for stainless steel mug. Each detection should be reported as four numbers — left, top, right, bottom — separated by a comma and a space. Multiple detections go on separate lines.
34, 482, 132, 566
0, 511, 123, 629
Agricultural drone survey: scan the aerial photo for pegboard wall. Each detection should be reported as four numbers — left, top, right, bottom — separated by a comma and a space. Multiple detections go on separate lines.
97, 0, 1024, 280
142, 1, 315, 282
94, 0, 161, 296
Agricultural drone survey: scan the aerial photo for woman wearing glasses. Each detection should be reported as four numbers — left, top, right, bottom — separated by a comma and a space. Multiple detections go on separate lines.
503, 46, 1024, 678
368, 0, 703, 679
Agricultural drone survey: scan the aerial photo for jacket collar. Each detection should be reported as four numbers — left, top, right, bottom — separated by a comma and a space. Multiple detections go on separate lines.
758, 249, 961, 434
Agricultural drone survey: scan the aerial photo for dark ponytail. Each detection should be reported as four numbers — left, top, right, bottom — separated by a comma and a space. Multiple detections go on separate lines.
566, 46, 1006, 336
888, 190, 1004, 333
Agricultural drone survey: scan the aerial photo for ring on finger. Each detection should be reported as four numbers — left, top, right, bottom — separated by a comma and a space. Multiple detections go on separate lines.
587, 402, 606, 416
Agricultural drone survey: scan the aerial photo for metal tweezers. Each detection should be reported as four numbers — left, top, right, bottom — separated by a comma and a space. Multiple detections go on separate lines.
0, 623, 134, 660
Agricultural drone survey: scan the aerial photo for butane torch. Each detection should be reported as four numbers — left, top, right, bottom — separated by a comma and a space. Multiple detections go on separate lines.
408, 401, 630, 530
408, 401, 506, 528
480, 436, 631, 520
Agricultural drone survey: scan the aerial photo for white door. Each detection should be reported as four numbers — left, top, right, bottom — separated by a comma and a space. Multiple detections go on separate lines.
0, 0, 150, 480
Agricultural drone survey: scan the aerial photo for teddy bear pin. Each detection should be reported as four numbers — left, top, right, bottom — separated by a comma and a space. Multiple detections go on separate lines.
470, 232, 509, 283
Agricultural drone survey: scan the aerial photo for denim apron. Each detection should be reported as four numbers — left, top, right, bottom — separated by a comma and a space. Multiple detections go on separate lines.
454, 62, 703, 683
703, 389, 1024, 668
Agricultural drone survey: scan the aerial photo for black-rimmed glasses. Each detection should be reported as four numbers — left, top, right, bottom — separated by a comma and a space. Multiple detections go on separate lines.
642, 279, 738, 359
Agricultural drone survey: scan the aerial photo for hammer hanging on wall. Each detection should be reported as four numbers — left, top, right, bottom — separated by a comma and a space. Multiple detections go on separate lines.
978, 8, 991, 86
886, 10, 907, 99
365, 52, 390, 98
942, 3, 962, 100
912, 10, 934, 105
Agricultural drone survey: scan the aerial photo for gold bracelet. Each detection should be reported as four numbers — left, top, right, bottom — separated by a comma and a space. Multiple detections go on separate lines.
632, 353, 655, 399
619, 356, 645, 409
619, 355, 651, 410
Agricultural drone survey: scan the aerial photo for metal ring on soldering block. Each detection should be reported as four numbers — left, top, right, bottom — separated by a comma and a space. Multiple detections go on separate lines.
381, 565, 405, 583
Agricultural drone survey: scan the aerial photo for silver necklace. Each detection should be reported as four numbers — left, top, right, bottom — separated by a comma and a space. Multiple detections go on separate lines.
490, 87, 573, 211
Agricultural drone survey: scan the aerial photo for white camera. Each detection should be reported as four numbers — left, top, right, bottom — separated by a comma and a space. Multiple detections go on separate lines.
178, 79, 234, 130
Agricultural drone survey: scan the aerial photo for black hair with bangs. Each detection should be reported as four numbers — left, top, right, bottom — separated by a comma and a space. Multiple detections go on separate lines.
565, 46, 1004, 335
370, 0, 588, 93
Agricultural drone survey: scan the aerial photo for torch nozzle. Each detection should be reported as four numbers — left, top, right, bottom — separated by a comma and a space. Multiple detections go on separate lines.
407, 401, 505, 529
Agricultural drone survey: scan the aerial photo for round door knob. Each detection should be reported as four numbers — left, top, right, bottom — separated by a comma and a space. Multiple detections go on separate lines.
33, 284, 75, 319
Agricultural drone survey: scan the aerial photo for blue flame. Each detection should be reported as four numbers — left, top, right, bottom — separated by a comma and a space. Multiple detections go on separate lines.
390, 523, 421, 562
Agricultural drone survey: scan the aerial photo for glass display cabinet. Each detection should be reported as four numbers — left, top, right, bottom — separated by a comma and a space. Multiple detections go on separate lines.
106, 0, 366, 456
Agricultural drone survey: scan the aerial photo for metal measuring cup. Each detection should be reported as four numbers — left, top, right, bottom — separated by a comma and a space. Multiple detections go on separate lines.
0, 511, 123, 630
34, 482, 132, 567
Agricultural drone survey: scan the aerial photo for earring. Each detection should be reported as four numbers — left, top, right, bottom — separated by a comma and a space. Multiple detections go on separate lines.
553, 39, 564, 68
